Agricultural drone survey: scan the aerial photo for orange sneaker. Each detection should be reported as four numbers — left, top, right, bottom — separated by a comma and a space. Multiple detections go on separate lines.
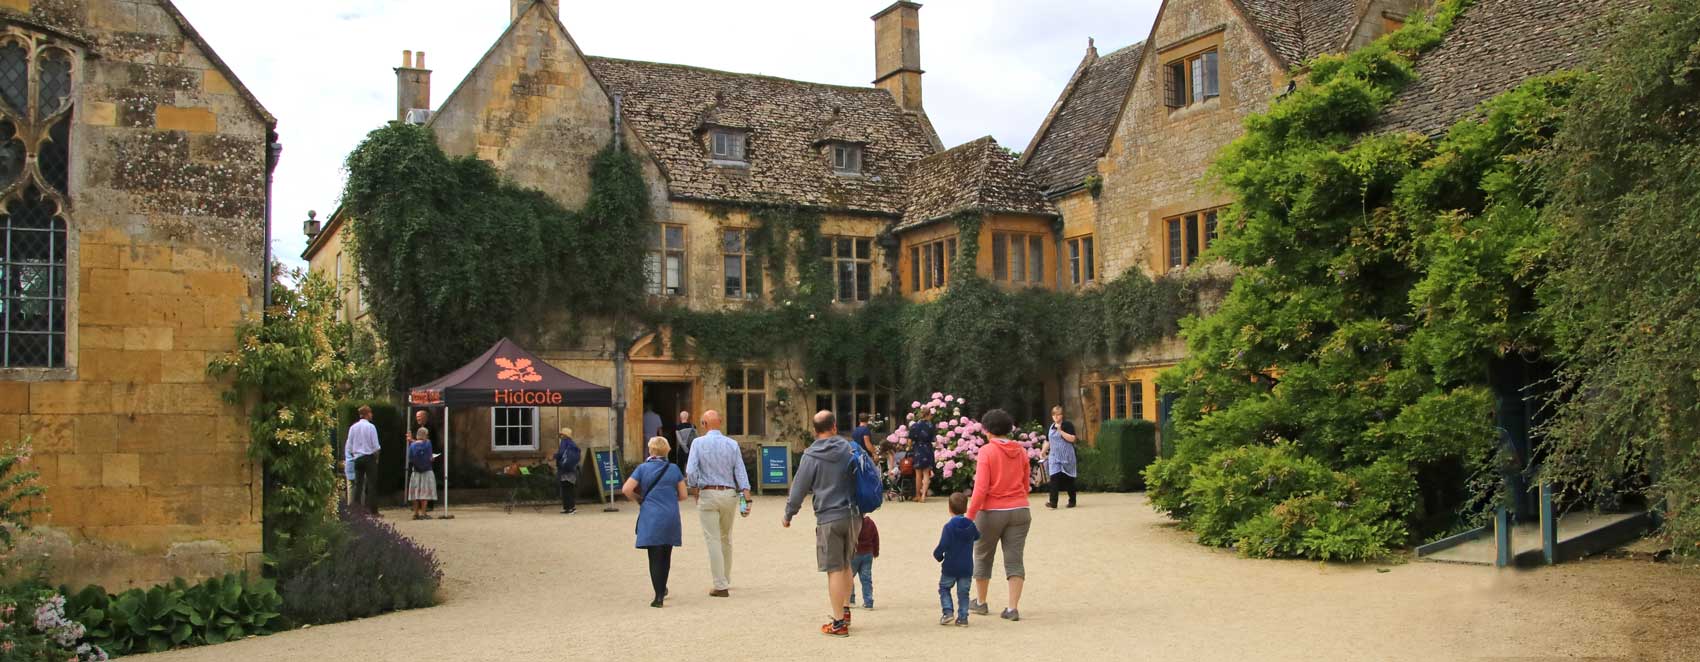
821, 619, 849, 637
841, 608, 852, 625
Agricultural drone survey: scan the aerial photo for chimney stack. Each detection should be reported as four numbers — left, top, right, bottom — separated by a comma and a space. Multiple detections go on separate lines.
871, 1, 924, 113
395, 49, 432, 123
512, 0, 561, 22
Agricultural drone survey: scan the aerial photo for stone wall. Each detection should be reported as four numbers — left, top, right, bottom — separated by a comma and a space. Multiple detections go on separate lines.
429, 2, 617, 212
0, 0, 270, 589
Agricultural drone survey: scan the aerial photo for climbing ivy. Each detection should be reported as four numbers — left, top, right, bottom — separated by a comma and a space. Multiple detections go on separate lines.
1143, 0, 1534, 559
341, 123, 649, 388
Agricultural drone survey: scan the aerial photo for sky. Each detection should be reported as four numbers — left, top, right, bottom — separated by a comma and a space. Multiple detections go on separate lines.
171, 0, 1160, 270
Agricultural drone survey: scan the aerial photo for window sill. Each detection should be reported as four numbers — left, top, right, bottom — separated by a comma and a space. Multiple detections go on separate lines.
1166, 97, 1222, 119
0, 366, 77, 382
491, 446, 541, 453
709, 159, 749, 168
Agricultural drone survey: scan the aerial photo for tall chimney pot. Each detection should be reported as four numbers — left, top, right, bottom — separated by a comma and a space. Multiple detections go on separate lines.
871, 2, 924, 113
394, 49, 432, 123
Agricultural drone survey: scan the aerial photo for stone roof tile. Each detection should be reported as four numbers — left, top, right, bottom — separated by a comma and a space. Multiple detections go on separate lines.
1237, 0, 1361, 67
898, 136, 1056, 232
1380, 0, 1622, 138
1022, 41, 1144, 195
586, 57, 937, 216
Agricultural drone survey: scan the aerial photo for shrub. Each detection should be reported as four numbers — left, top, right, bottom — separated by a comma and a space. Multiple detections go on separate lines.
0, 438, 44, 553
1095, 419, 1159, 490
277, 504, 441, 625
1, 581, 107, 661
337, 400, 408, 496
60, 573, 281, 655
1075, 447, 1120, 492
1177, 444, 1409, 561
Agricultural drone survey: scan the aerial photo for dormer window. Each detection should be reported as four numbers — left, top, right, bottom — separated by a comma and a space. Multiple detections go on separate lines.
709, 128, 747, 164
831, 143, 862, 175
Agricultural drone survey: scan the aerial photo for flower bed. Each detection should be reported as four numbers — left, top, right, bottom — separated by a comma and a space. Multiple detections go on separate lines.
885, 393, 1044, 495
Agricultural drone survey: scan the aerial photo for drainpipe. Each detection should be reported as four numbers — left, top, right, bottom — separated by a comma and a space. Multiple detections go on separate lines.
263, 132, 282, 311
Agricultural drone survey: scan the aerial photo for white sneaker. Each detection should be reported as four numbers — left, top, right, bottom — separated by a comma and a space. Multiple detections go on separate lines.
938, 613, 954, 626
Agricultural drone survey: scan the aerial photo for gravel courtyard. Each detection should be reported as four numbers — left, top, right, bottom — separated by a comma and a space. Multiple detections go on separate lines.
145, 493, 1699, 661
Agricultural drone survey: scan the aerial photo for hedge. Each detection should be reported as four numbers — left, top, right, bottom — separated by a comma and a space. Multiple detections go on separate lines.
336, 400, 408, 496
1077, 419, 1158, 491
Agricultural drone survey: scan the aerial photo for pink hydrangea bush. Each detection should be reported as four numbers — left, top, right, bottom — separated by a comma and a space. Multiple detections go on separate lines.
884, 394, 1044, 495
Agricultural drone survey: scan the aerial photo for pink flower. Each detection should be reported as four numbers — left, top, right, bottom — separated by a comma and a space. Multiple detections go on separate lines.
942, 467, 954, 478
932, 392, 943, 400
912, 401, 922, 409
945, 395, 955, 402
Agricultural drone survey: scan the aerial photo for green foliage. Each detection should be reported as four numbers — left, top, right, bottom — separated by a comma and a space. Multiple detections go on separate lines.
1091, 419, 1157, 491
1177, 444, 1409, 561
62, 573, 282, 655
1536, 0, 1700, 554
275, 505, 441, 625
0, 581, 107, 661
0, 438, 44, 552
208, 272, 347, 544
335, 400, 408, 495
1147, 0, 1554, 559
342, 123, 650, 389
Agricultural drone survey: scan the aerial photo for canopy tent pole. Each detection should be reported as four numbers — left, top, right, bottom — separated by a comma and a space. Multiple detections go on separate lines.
440, 405, 454, 519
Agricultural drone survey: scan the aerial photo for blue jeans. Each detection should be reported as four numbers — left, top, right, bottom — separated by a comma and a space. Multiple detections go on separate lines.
848, 553, 874, 607
938, 574, 970, 619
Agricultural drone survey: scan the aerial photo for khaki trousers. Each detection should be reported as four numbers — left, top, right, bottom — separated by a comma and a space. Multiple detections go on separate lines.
697, 489, 738, 590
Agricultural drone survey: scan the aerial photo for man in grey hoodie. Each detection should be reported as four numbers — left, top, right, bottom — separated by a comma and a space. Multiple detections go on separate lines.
783, 410, 861, 637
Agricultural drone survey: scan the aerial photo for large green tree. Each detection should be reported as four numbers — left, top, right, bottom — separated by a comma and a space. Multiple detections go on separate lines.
1536, 0, 1700, 553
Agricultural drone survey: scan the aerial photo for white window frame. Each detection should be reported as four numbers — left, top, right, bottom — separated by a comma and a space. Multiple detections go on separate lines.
491, 406, 540, 451
831, 143, 862, 175
710, 128, 747, 164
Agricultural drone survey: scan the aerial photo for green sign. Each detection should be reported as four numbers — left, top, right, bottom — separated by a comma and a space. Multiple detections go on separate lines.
594, 449, 621, 500
759, 445, 790, 495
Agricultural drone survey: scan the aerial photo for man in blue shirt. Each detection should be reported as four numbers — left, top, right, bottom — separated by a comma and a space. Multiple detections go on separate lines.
346, 405, 382, 516
684, 410, 750, 597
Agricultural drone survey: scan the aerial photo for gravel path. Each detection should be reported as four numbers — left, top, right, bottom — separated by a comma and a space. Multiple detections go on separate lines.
144, 493, 1699, 661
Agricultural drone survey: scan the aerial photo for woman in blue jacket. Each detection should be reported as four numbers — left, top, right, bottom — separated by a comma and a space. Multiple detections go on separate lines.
622, 436, 686, 608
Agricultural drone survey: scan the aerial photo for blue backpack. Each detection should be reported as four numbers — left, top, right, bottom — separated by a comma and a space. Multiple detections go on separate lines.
848, 443, 884, 514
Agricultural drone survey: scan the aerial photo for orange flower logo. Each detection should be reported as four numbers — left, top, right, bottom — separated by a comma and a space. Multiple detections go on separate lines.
495, 357, 542, 383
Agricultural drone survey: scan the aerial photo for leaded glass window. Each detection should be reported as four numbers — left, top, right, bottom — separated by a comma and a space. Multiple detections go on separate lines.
0, 33, 76, 368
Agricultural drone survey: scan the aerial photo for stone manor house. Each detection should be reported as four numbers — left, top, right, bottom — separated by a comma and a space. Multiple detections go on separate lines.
309, 0, 1614, 468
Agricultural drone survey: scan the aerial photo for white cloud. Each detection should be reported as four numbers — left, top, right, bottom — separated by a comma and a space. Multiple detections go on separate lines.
170, 0, 1158, 270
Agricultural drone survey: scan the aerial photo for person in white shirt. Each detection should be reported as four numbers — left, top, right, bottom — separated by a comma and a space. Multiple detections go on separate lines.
346, 405, 383, 516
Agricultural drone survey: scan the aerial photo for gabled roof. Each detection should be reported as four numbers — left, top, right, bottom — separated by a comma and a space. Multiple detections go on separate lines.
1020, 40, 1145, 196
898, 136, 1056, 232
160, 0, 276, 127
1379, 0, 1621, 138
586, 57, 939, 216
1234, 0, 1363, 69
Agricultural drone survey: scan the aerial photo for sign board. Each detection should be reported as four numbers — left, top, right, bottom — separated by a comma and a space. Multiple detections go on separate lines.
593, 449, 622, 501
758, 445, 791, 495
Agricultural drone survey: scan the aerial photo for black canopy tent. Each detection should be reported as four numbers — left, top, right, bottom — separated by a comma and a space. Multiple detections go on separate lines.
409, 338, 613, 516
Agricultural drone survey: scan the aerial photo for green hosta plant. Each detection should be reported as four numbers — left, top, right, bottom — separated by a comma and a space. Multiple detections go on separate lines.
62, 573, 282, 655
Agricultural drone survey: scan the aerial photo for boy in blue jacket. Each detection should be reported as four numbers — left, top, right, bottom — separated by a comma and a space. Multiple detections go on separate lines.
933, 491, 981, 626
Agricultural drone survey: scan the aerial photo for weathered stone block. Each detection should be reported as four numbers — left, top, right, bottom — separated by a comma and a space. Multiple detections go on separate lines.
127, 269, 186, 294
202, 69, 234, 96
0, 382, 29, 413
184, 270, 247, 298
154, 105, 217, 133
123, 327, 174, 352
102, 453, 140, 487
160, 350, 206, 384
22, 415, 73, 452
55, 454, 102, 489
81, 348, 164, 384
119, 245, 173, 271
32, 382, 113, 415
80, 327, 126, 351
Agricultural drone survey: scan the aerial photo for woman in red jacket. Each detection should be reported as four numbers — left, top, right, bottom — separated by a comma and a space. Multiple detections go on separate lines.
964, 409, 1032, 622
